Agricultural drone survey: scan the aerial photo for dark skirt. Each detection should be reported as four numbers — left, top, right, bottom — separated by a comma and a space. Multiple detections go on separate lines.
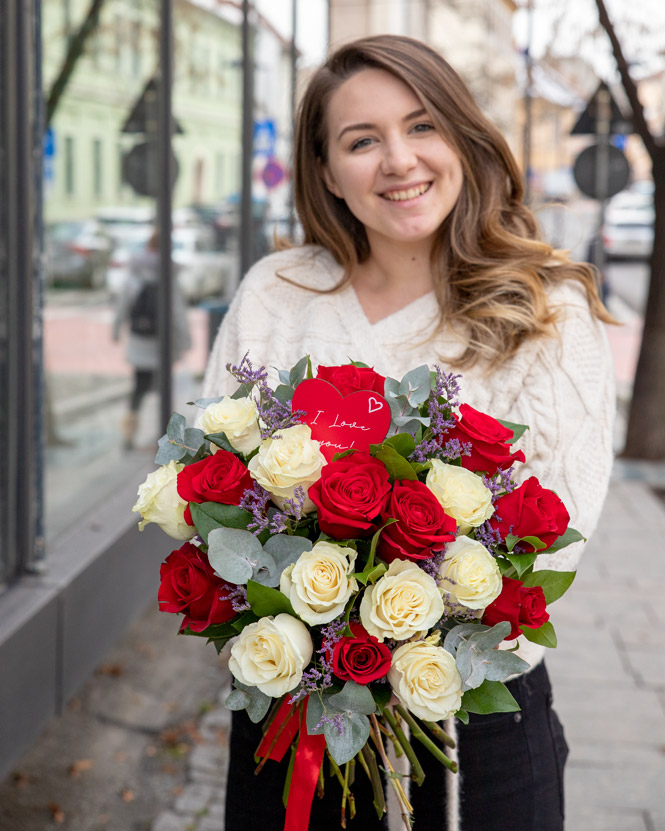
224, 660, 568, 831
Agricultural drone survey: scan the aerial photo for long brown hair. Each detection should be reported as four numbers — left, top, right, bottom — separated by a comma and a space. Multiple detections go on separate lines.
290, 34, 613, 368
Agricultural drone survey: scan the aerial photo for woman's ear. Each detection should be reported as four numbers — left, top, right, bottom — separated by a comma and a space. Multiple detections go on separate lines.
319, 159, 342, 199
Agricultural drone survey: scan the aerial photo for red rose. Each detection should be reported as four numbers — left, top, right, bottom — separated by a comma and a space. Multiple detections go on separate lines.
308, 452, 391, 538
443, 404, 526, 476
378, 479, 456, 563
482, 576, 549, 640
158, 542, 236, 632
177, 449, 253, 524
332, 622, 392, 684
490, 476, 570, 552
316, 364, 386, 397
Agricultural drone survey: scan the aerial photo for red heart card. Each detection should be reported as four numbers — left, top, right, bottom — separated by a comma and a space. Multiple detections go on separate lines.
291, 378, 391, 462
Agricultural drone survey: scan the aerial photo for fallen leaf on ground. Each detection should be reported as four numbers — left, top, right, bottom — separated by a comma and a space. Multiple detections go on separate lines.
121, 789, 135, 802
48, 802, 65, 823
69, 758, 94, 778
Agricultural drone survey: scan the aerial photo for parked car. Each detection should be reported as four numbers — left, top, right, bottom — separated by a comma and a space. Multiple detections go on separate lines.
94, 206, 155, 248
602, 192, 654, 260
106, 224, 238, 303
45, 220, 112, 288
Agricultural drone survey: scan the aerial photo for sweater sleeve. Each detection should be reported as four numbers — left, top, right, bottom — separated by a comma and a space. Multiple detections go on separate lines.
499, 283, 616, 573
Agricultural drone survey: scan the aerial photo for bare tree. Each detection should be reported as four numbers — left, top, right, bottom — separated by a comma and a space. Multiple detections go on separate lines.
594, 0, 665, 460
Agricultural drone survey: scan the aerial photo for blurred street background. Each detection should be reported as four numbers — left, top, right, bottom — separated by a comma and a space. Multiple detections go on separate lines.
2, 0, 665, 829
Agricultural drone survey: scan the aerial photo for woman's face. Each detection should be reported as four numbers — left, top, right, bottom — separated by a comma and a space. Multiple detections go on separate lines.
321, 68, 464, 254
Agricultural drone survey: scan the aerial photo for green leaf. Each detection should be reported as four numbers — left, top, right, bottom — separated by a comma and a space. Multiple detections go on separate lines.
521, 570, 575, 604
289, 356, 310, 387
382, 433, 416, 459
373, 445, 418, 481
545, 527, 585, 554
207, 527, 264, 584
504, 550, 538, 578
328, 681, 378, 716
246, 580, 296, 617
455, 709, 469, 725
496, 419, 529, 444
189, 502, 255, 545
370, 684, 392, 712
205, 431, 236, 454
505, 534, 547, 554
520, 620, 557, 648
231, 610, 259, 632
274, 384, 293, 405
324, 712, 370, 766
461, 680, 520, 715
282, 744, 298, 809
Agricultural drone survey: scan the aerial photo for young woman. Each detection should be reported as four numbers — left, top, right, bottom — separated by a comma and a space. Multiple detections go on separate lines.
202, 35, 615, 831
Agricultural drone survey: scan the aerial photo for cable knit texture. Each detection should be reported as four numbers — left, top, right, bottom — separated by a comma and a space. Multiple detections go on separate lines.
203, 244, 616, 670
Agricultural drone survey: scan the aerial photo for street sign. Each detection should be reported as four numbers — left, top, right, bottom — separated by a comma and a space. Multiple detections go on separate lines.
253, 119, 276, 158
571, 81, 632, 136
572, 143, 630, 199
261, 159, 285, 190
122, 141, 179, 197
121, 77, 184, 135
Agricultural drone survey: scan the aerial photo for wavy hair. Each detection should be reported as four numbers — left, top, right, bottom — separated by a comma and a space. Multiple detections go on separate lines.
289, 34, 613, 368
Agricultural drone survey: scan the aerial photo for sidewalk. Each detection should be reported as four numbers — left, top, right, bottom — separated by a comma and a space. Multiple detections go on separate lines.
1, 470, 664, 831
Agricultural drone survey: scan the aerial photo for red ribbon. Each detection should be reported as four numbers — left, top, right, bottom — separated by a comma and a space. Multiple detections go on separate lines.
255, 697, 326, 831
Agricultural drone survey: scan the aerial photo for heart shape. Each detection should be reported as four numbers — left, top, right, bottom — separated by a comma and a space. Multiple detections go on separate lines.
291, 378, 391, 462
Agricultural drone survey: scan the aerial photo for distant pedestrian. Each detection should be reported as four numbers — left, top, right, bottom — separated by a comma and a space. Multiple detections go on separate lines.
113, 231, 191, 450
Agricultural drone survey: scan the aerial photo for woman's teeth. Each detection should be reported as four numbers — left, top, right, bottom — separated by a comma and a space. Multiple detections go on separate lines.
383, 183, 430, 201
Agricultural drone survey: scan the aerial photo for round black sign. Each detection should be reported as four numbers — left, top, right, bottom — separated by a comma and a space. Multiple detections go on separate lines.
573, 143, 630, 200
122, 141, 179, 198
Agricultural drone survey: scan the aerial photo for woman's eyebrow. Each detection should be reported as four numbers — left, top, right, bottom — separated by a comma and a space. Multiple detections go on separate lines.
336, 108, 428, 141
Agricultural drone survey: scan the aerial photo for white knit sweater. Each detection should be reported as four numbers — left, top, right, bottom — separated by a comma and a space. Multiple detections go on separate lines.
203, 244, 616, 670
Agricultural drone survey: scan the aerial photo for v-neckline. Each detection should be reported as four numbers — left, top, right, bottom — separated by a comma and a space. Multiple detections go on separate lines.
344, 281, 437, 330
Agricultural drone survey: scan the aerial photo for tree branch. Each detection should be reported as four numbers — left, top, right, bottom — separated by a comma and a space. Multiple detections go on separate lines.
594, 0, 659, 159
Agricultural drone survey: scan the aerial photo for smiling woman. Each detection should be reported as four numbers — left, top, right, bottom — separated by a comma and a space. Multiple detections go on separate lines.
202, 34, 616, 831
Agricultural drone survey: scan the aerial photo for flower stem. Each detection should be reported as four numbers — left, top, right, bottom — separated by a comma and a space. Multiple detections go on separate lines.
383, 707, 425, 786
360, 744, 386, 820
423, 720, 456, 749
394, 706, 458, 774
369, 714, 413, 830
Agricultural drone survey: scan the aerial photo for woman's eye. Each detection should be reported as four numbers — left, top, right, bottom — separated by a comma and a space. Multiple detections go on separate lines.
350, 137, 373, 151
412, 122, 435, 134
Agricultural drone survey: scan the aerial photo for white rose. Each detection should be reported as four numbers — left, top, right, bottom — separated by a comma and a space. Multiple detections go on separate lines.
359, 559, 443, 642
438, 535, 502, 610
201, 396, 261, 455
388, 641, 463, 721
132, 460, 195, 540
228, 613, 314, 697
280, 541, 358, 625
247, 424, 326, 511
426, 460, 494, 534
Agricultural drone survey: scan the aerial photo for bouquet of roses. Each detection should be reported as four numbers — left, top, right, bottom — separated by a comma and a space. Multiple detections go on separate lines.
133, 355, 580, 831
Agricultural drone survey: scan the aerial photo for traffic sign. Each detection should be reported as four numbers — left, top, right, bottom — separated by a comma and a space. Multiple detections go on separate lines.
571, 82, 632, 136
122, 141, 179, 197
572, 143, 630, 199
261, 159, 285, 190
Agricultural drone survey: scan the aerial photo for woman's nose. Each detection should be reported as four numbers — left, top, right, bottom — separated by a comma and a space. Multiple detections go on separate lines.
380, 137, 417, 176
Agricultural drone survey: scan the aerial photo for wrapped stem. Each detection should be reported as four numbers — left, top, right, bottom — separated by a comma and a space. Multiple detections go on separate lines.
395, 706, 458, 774
383, 707, 425, 787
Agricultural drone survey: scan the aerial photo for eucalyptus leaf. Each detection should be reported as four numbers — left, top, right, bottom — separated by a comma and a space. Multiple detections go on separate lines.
324, 712, 370, 766
461, 680, 520, 715
233, 680, 272, 722
207, 527, 264, 584
166, 412, 186, 443
249, 550, 279, 587
481, 650, 529, 681
155, 433, 187, 464
305, 694, 326, 735
520, 569, 575, 604
264, 535, 312, 575
194, 395, 224, 408
470, 621, 512, 652
183, 427, 206, 453
274, 384, 294, 405
225, 689, 251, 711
398, 365, 431, 406
443, 622, 489, 656
277, 368, 291, 385
328, 681, 378, 716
